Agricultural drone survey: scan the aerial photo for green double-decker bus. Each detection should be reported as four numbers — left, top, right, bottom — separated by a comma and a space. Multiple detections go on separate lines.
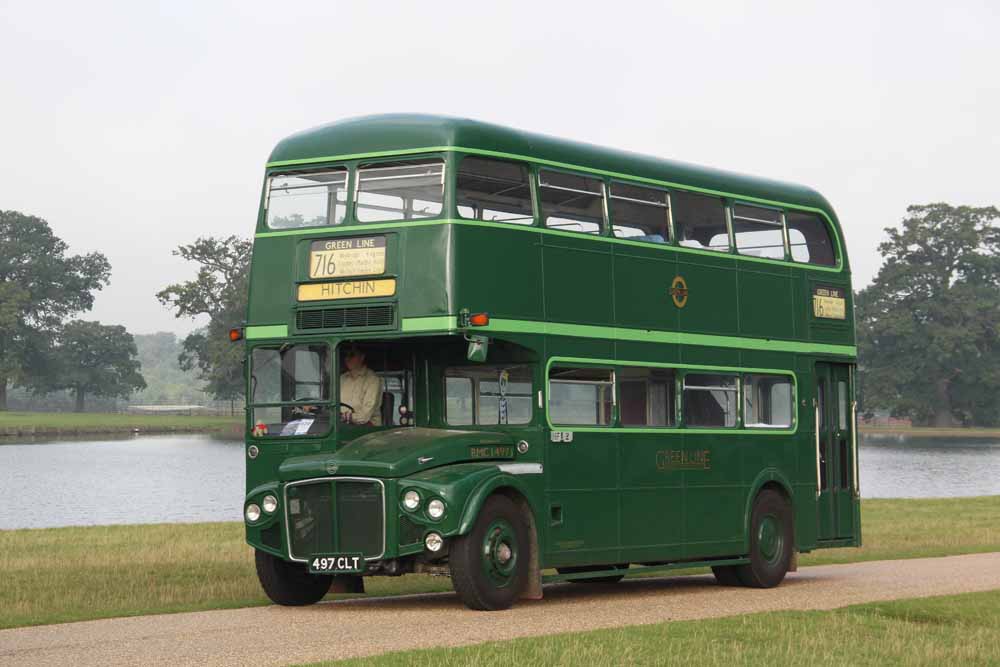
241, 114, 859, 610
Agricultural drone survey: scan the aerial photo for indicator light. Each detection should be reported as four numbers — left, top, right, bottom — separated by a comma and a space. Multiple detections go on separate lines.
468, 312, 490, 326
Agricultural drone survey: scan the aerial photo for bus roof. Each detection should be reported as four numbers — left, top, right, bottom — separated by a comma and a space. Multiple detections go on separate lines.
268, 113, 836, 215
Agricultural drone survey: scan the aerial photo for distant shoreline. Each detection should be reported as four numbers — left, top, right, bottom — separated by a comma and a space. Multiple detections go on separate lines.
0, 411, 241, 439
860, 426, 1000, 439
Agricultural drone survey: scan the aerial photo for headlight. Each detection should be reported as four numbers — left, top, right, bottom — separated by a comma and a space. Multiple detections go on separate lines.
425, 532, 444, 552
403, 490, 421, 511
427, 499, 445, 519
245, 503, 261, 523
262, 495, 278, 514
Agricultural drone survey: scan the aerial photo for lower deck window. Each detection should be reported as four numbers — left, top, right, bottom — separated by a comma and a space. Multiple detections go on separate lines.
549, 366, 614, 425
743, 374, 793, 428
620, 367, 675, 427
683, 373, 737, 427
445, 365, 533, 425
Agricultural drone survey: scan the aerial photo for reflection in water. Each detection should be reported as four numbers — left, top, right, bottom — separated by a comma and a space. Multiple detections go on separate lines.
0, 434, 244, 530
0, 433, 997, 529
859, 434, 1000, 499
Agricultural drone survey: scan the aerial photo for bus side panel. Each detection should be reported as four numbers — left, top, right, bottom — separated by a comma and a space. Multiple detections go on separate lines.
680, 431, 745, 558
612, 244, 678, 332
452, 225, 544, 321
738, 263, 794, 340
676, 253, 737, 336
618, 433, 685, 563
542, 234, 613, 326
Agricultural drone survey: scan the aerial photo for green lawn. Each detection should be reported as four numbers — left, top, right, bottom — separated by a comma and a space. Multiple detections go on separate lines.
311, 591, 1000, 666
0, 410, 240, 436
0, 496, 997, 630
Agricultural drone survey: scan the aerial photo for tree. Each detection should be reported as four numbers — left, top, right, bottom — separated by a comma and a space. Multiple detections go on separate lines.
0, 211, 111, 410
33, 321, 146, 412
156, 236, 250, 400
856, 203, 1000, 426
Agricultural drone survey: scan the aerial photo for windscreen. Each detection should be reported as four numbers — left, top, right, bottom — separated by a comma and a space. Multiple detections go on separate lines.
250, 344, 331, 437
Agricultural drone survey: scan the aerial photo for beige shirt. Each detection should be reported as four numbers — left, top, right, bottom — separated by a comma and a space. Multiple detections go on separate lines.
340, 367, 384, 425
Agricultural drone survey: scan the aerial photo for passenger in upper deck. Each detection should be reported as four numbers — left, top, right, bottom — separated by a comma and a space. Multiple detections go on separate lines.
339, 345, 384, 426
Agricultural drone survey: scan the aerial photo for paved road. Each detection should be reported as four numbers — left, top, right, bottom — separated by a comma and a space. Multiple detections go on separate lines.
2, 552, 999, 667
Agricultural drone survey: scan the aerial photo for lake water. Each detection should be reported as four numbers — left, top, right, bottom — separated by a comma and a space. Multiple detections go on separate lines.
0, 432, 998, 530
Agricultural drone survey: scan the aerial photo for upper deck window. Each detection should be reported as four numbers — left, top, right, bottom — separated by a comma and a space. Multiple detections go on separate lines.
356, 159, 444, 223
538, 170, 605, 235
786, 211, 837, 266
266, 169, 347, 229
456, 157, 535, 225
610, 182, 670, 244
732, 204, 786, 260
672, 190, 730, 252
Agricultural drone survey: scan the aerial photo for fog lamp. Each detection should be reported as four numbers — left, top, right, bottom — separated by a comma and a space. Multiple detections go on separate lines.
262, 495, 278, 514
403, 490, 421, 511
425, 532, 444, 552
427, 499, 445, 520
245, 503, 261, 523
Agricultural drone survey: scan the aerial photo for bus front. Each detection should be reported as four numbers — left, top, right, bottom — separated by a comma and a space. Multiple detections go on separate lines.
240, 133, 544, 609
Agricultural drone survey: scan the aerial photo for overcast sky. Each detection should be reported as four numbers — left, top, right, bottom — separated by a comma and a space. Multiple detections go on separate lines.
2, 1, 997, 336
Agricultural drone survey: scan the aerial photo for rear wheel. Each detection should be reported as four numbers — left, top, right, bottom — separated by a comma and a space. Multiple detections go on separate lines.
255, 549, 333, 606
557, 563, 628, 584
450, 495, 530, 610
736, 489, 794, 588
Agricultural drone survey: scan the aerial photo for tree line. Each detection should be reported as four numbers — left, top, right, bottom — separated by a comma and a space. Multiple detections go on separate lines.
0, 210, 248, 412
2, 204, 998, 424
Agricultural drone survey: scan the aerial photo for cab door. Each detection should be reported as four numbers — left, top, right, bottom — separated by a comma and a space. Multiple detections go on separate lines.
816, 362, 857, 540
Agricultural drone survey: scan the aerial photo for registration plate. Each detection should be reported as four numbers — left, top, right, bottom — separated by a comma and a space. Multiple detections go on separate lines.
309, 236, 386, 279
308, 553, 364, 574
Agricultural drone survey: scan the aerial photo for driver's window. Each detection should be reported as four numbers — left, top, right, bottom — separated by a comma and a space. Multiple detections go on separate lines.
250, 344, 331, 437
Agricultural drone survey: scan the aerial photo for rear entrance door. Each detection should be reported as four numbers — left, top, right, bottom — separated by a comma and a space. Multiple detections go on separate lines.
816, 362, 856, 540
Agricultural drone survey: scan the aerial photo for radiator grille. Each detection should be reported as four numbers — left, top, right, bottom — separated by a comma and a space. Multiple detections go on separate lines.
295, 305, 395, 332
286, 479, 384, 561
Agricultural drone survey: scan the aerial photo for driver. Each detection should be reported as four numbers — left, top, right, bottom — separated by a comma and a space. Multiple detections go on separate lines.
339, 344, 384, 425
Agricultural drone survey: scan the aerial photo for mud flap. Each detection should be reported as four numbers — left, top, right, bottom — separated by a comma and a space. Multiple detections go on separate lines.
518, 497, 543, 600
789, 551, 798, 573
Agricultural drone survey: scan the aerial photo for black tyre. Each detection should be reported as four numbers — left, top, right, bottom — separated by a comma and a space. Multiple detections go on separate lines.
735, 489, 794, 588
255, 549, 333, 606
711, 565, 742, 586
450, 495, 530, 610
557, 563, 628, 584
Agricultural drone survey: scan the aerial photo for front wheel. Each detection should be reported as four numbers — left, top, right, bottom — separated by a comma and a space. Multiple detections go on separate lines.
449, 495, 530, 610
255, 549, 333, 606
735, 489, 794, 588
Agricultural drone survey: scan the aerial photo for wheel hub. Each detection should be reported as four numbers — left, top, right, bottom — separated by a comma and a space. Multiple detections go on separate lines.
758, 514, 782, 562
481, 519, 518, 587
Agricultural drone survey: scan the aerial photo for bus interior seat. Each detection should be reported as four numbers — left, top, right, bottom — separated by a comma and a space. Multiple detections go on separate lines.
381, 391, 395, 425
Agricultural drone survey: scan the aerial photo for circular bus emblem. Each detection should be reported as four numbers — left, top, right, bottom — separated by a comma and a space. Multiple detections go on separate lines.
325, 461, 339, 475
670, 276, 689, 308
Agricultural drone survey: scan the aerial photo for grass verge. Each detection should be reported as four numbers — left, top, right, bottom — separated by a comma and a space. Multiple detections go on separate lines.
0, 496, 997, 630
0, 410, 240, 437
309, 590, 1000, 666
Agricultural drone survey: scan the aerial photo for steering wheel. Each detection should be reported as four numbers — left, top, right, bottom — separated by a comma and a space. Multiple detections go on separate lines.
332, 401, 356, 422
290, 398, 323, 417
